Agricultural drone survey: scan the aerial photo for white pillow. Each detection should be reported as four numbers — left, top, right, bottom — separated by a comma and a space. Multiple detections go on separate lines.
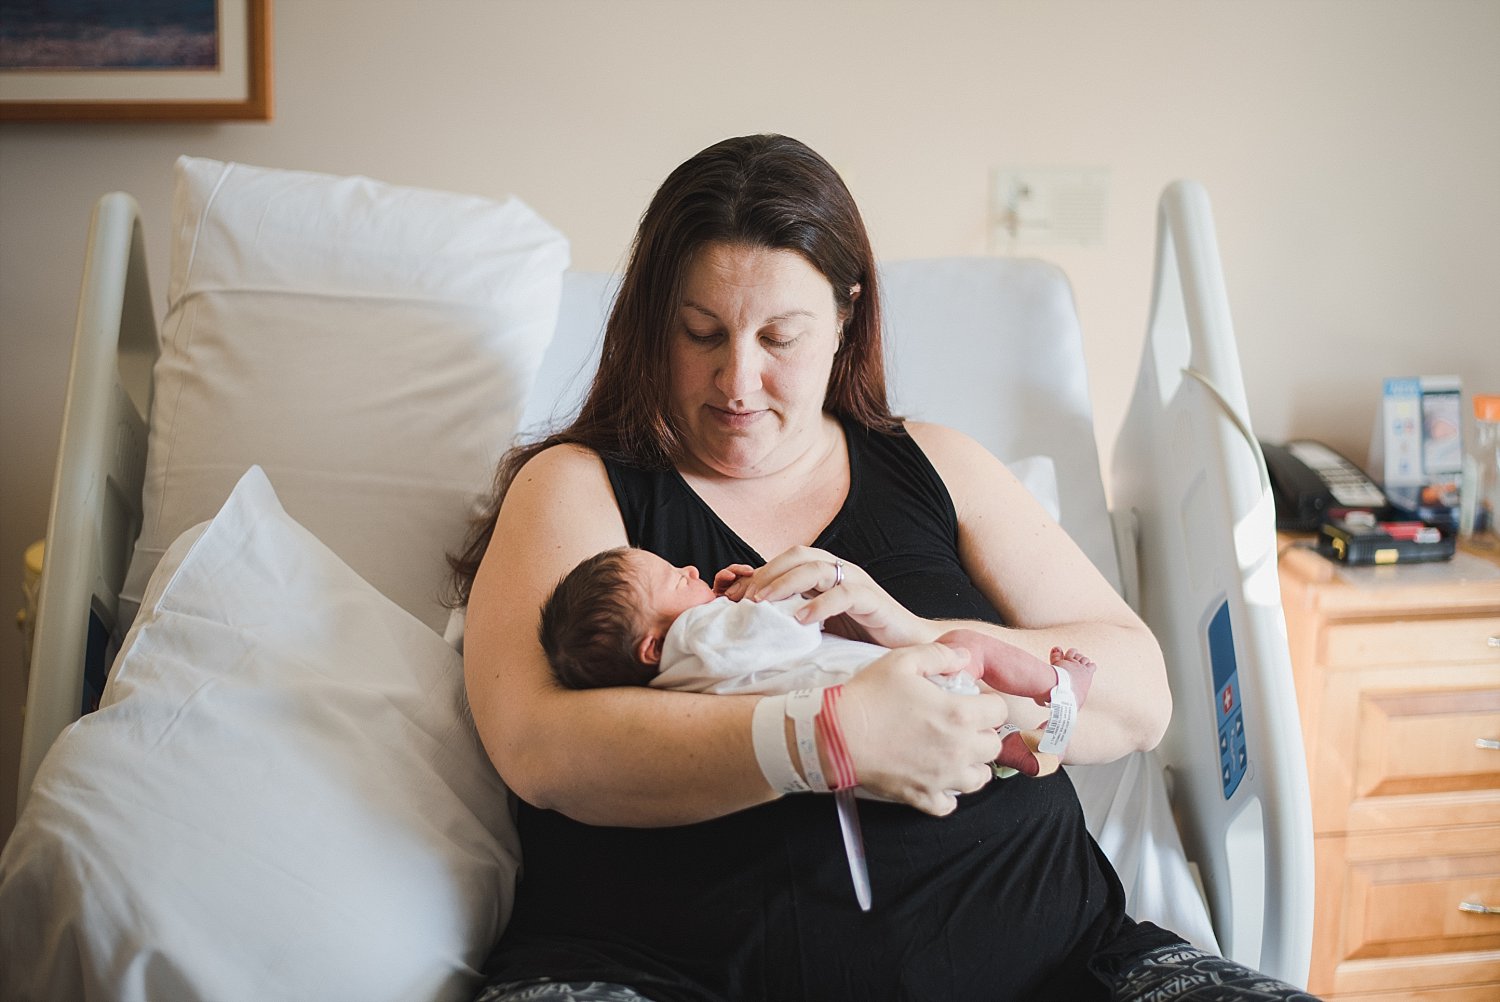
0, 467, 519, 1002
121, 157, 570, 634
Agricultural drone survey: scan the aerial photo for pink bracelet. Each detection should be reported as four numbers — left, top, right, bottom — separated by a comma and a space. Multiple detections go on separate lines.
816, 685, 858, 791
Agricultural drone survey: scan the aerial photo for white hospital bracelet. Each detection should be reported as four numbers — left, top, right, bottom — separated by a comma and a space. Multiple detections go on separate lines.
752, 694, 810, 794
786, 687, 830, 793
1037, 665, 1077, 755
993, 722, 1022, 779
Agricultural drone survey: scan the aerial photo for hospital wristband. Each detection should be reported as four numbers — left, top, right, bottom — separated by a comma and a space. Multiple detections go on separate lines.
752, 694, 810, 795
992, 722, 1022, 779
786, 688, 831, 793
816, 685, 858, 791
1037, 665, 1077, 755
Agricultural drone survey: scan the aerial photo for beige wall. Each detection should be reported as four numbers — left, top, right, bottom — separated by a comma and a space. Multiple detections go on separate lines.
2, 0, 1497, 838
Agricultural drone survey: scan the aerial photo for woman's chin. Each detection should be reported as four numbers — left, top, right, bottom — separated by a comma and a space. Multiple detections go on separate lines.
683, 421, 773, 474
683, 434, 778, 478
698, 452, 772, 479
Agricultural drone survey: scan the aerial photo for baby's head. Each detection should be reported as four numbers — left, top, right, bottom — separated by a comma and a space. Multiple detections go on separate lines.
539, 547, 717, 689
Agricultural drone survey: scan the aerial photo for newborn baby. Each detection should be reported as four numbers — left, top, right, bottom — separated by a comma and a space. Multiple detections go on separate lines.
539, 546, 1097, 779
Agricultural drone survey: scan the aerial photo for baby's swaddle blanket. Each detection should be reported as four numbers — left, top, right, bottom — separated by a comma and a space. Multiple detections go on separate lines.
652, 595, 978, 696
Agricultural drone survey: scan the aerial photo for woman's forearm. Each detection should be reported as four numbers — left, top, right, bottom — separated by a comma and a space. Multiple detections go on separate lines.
483, 680, 778, 827
469, 638, 1003, 824
918, 616, 1171, 763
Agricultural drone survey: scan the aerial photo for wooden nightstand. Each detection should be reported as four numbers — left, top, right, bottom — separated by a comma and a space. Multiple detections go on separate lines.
1278, 539, 1500, 999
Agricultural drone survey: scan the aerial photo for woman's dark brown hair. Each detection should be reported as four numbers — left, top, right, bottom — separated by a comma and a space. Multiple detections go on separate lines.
448, 134, 898, 605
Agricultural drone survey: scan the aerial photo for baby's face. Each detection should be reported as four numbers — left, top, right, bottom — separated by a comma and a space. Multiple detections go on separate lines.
628, 550, 718, 629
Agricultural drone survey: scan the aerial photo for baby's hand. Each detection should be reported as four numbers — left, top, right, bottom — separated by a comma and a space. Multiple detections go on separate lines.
713, 563, 757, 597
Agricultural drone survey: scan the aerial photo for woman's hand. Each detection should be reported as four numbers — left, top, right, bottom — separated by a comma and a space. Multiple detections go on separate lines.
722, 546, 938, 648
836, 644, 1010, 815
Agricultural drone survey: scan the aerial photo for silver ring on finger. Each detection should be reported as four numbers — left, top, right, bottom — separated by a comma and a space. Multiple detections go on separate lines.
831, 559, 845, 589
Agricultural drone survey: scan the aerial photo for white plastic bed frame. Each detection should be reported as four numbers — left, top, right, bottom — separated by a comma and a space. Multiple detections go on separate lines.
17, 179, 1314, 986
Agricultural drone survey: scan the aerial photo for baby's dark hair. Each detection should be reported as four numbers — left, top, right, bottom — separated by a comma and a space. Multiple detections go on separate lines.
539, 547, 656, 689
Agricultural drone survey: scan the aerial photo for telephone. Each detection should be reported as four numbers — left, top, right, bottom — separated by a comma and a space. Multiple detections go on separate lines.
1260, 439, 1387, 531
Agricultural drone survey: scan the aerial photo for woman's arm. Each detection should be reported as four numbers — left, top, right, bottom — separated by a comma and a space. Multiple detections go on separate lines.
735, 424, 1170, 765
464, 443, 1001, 824
908, 421, 1171, 763
465, 444, 773, 826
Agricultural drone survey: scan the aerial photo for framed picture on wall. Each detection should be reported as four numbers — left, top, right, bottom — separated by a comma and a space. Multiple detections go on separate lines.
0, 0, 272, 122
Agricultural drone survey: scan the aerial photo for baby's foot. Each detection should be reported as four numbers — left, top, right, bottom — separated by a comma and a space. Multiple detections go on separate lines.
1048, 647, 1096, 707
993, 727, 1061, 779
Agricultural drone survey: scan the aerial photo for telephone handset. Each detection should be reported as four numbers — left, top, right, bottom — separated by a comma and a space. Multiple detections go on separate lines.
1260, 439, 1387, 531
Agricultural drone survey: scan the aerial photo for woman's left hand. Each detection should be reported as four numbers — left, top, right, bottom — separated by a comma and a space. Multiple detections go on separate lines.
721, 546, 938, 648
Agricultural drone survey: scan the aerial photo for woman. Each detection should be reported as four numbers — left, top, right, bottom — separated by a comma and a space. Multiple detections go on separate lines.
455, 135, 1312, 1002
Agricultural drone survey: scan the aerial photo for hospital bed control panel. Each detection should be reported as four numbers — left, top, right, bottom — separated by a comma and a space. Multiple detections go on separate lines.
1208, 600, 1247, 798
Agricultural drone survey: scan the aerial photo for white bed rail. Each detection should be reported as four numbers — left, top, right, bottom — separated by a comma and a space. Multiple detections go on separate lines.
1111, 181, 1314, 984
17, 193, 157, 814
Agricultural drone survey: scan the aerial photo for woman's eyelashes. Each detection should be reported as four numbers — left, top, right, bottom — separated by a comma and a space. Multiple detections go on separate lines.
680, 326, 799, 349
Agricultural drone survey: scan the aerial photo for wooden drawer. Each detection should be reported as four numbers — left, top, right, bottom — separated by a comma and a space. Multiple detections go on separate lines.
1281, 542, 1500, 999
1313, 825, 1500, 997
1307, 663, 1500, 833
1356, 688, 1500, 799
1322, 615, 1500, 669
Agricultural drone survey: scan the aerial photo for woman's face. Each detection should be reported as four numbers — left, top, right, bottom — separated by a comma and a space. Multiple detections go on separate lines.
668, 242, 842, 479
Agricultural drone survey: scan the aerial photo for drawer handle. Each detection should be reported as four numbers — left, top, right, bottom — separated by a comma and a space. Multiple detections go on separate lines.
1490, 635, 1500, 647
1460, 900, 1500, 915
1479, 739, 1500, 750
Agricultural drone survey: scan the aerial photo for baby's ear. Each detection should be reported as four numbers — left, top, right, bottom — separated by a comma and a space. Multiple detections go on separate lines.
638, 631, 665, 667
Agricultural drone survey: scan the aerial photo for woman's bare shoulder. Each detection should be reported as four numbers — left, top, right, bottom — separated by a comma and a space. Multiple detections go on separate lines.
471, 443, 625, 682
497, 442, 621, 535
904, 420, 986, 456
904, 421, 1009, 477
511, 440, 607, 485
903, 421, 1042, 522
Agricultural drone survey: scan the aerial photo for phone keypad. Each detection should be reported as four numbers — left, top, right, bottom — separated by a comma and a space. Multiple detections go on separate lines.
1287, 441, 1386, 508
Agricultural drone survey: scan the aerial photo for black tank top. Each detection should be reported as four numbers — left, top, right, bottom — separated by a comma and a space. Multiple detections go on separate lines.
486, 417, 1126, 1002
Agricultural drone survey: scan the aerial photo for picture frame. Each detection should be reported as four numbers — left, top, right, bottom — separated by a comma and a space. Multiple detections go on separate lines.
0, 0, 272, 122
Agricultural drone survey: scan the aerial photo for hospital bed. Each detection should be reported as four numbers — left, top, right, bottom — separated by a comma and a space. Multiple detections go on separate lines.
0, 157, 1314, 1000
